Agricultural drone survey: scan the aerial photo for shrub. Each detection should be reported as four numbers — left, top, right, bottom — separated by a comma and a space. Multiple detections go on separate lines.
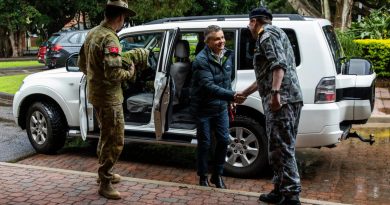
354, 39, 390, 77
336, 30, 363, 58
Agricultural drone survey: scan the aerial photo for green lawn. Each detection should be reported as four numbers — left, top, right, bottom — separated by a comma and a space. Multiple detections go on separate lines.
0, 74, 28, 94
0, 61, 41, 69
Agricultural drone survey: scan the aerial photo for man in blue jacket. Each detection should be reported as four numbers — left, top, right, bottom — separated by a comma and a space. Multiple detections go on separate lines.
190, 25, 245, 189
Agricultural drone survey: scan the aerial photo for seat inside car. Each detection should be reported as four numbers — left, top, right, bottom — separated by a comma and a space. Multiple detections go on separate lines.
170, 39, 191, 105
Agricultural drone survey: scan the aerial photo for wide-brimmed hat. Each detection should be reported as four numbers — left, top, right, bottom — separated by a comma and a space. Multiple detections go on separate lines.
249, 6, 272, 20
106, 0, 136, 17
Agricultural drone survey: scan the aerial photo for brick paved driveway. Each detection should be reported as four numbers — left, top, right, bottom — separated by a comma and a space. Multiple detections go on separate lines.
14, 136, 390, 205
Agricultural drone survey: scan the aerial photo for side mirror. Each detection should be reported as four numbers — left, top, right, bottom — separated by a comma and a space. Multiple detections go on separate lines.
344, 58, 373, 75
66, 53, 80, 72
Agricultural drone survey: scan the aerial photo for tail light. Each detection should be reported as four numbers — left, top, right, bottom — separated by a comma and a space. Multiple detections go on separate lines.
315, 76, 336, 103
52, 44, 63, 52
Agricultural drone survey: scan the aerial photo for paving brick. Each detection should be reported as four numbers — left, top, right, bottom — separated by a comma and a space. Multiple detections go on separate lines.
6, 134, 389, 205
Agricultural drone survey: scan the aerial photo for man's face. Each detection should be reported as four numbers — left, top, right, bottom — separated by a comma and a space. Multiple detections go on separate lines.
248, 18, 258, 39
206, 30, 225, 54
116, 14, 126, 33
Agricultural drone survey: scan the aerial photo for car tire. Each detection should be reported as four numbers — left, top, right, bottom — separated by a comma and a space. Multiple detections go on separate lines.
224, 115, 268, 177
26, 102, 66, 154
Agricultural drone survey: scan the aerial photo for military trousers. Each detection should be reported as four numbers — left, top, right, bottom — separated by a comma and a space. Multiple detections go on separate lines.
94, 104, 125, 184
264, 101, 303, 195
195, 109, 230, 177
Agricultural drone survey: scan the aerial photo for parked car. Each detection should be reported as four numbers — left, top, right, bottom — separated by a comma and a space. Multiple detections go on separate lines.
37, 41, 48, 64
45, 30, 89, 69
13, 15, 376, 178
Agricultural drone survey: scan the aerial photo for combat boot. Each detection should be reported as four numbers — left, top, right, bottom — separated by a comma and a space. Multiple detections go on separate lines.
97, 174, 121, 184
278, 194, 301, 205
259, 185, 284, 204
98, 181, 121, 200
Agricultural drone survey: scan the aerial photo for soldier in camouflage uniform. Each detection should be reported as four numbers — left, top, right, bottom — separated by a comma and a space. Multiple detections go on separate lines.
77, 0, 136, 200
239, 7, 303, 205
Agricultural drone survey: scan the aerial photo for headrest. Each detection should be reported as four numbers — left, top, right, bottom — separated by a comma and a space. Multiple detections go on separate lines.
175, 40, 190, 58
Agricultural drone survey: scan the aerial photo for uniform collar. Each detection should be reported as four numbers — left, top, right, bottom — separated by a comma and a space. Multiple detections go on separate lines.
100, 20, 117, 34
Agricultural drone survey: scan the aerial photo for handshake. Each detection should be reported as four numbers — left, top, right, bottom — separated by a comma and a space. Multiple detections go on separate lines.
233, 91, 247, 104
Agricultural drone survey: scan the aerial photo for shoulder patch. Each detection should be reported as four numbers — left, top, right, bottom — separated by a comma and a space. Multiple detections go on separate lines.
108, 47, 119, 54
259, 32, 271, 44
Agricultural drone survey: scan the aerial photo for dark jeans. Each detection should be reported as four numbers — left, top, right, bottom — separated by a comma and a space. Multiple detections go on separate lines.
196, 109, 229, 177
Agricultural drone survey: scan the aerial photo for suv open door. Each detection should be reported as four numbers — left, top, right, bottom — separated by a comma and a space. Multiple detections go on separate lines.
153, 28, 179, 140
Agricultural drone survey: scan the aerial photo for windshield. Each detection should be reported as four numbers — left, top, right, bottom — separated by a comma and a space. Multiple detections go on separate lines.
323, 25, 344, 74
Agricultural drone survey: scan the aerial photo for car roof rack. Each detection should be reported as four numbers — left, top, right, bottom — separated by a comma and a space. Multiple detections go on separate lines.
146, 14, 305, 25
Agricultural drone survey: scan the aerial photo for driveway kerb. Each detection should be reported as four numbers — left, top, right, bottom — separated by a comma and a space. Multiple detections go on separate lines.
0, 162, 351, 205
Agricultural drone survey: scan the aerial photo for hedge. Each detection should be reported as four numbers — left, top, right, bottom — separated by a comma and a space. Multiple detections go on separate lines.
354, 39, 390, 77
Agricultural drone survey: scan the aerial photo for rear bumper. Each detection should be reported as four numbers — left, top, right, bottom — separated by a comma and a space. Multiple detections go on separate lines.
296, 103, 346, 148
296, 125, 342, 148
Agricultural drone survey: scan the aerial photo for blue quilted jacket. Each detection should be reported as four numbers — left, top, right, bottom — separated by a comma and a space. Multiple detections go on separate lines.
190, 46, 235, 117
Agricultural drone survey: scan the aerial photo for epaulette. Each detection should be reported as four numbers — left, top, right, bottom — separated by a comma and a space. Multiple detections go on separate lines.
259, 32, 271, 44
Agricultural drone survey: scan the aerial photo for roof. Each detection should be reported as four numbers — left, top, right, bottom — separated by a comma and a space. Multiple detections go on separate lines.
119, 15, 331, 35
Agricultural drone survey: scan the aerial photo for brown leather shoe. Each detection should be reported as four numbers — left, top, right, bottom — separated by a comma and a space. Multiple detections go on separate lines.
98, 182, 121, 200
97, 174, 121, 184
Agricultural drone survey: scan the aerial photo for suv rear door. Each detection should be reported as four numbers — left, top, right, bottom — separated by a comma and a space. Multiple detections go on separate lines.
323, 25, 376, 124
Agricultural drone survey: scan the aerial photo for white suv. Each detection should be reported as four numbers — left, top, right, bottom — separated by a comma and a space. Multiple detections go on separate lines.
13, 14, 376, 177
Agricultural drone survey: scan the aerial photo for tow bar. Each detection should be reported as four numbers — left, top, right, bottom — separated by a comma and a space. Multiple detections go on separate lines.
346, 131, 375, 145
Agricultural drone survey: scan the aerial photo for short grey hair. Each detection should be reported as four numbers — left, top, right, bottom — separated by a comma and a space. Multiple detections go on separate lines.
204, 25, 222, 43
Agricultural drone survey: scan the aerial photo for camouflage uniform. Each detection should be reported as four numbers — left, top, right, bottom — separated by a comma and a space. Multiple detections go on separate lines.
121, 48, 150, 88
78, 20, 134, 184
253, 24, 303, 195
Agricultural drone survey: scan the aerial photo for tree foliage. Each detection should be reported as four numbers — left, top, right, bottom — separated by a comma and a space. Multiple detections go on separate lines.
0, 0, 41, 57
1, 0, 388, 57
350, 7, 390, 39
29, 0, 77, 36
130, 0, 196, 23
286, 0, 390, 30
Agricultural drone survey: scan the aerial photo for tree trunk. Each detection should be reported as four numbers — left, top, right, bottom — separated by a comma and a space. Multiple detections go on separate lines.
9, 31, 18, 57
287, 0, 322, 17
17, 30, 25, 56
8, 30, 26, 57
323, 0, 331, 21
83, 12, 87, 29
335, 0, 353, 30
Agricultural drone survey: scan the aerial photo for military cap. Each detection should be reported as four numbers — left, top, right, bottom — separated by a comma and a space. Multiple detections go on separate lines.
249, 6, 273, 20
106, 0, 136, 17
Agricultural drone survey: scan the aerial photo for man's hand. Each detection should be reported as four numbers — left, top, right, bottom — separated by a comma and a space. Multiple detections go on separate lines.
270, 93, 282, 111
234, 91, 247, 104
128, 61, 135, 78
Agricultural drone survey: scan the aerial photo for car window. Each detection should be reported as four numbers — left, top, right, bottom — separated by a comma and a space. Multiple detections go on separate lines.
323, 25, 343, 74
238, 28, 301, 70
68, 33, 81, 44
177, 31, 235, 61
120, 32, 164, 71
121, 33, 163, 52
48, 34, 61, 44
